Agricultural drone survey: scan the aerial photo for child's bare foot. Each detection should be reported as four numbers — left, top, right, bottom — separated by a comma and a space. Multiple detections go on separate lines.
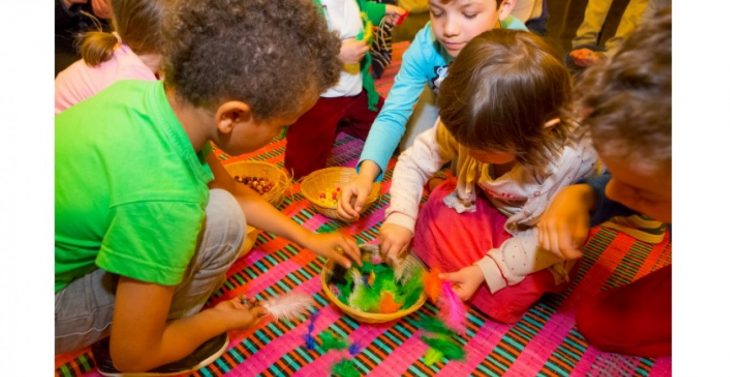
569, 48, 606, 67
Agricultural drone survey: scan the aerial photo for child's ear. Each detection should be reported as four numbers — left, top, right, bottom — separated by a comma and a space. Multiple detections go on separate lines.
497, 0, 517, 21
214, 101, 252, 135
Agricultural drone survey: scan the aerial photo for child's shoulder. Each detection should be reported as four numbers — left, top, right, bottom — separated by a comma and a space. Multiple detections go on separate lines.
406, 22, 448, 62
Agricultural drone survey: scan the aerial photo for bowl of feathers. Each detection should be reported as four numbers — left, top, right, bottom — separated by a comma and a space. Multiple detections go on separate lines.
320, 244, 427, 323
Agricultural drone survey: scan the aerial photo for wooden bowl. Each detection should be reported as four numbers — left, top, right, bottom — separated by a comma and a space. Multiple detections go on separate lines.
320, 245, 426, 324
237, 225, 260, 259
300, 167, 380, 220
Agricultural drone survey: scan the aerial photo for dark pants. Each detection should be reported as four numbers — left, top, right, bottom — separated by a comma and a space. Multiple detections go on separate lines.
284, 91, 383, 179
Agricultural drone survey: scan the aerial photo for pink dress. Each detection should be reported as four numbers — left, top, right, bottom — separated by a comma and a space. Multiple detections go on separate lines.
55, 44, 157, 114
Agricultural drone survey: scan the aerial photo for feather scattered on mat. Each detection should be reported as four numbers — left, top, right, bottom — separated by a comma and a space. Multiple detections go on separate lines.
262, 291, 315, 321
437, 281, 467, 335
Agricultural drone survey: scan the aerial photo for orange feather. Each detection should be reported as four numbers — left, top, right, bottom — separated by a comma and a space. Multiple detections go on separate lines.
423, 267, 443, 302
379, 292, 401, 313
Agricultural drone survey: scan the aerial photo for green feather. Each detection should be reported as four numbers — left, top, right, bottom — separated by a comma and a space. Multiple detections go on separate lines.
420, 335, 465, 361
424, 347, 444, 366
414, 315, 456, 337
349, 283, 382, 312
319, 330, 349, 352
331, 358, 359, 377
398, 269, 424, 308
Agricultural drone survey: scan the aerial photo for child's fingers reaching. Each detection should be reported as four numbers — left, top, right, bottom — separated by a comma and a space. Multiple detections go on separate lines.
341, 236, 361, 266
337, 190, 360, 221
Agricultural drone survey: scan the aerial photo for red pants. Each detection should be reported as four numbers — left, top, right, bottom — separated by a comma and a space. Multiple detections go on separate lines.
576, 265, 671, 358
284, 91, 383, 179
412, 179, 568, 324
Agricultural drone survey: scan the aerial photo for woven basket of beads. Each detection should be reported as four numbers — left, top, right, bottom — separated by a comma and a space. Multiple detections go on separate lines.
224, 160, 291, 208
300, 167, 380, 220
321, 244, 426, 324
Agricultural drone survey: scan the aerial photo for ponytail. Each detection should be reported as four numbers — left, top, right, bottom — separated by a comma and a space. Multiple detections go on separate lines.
78, 31, 119, 67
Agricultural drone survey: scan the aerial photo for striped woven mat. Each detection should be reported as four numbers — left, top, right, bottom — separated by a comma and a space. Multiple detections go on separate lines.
54, 133, 672, 377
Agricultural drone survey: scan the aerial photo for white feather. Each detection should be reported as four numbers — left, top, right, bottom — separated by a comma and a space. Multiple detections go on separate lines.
262, 292, 315, 321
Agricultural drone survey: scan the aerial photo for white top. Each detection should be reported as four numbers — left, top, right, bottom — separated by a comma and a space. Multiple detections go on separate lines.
385, 119, 599, 293
321, 0, 364, 98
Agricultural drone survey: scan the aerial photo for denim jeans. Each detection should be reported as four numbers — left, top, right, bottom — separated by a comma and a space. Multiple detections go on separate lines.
55, 189, 245, 354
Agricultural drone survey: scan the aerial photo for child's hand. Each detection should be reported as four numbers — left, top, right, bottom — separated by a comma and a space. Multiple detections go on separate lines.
537, 184, 594, 260
384, 5, 407, 23
340, 38, 369, 64
380, 223, 413, 264
212, 296, 267, 331
303, 231, 361, 268
337, 174, 373, 222
439, 266, 485, 301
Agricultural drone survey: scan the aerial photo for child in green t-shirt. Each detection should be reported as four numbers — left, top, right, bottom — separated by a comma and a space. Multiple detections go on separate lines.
55, 0, 359, 374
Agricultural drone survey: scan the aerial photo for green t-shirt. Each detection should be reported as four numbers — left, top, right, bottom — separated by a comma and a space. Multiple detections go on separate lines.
55, 80, 214, 293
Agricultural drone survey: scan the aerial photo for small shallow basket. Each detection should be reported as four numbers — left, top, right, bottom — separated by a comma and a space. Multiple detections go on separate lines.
224, 160, 291, 208
300, 167, 380, 220
320, 244, 426, 324
236, 225, 260, 259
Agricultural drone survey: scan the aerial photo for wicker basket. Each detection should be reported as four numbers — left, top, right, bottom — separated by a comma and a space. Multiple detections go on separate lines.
300, 167, 380, 220
224, 160, 291, 208
237, 225, 260, 259
320, 245, 426, 324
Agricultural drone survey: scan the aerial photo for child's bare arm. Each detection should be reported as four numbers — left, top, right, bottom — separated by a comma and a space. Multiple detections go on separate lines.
207, 153, 360, 267
537, 184, 597, 260
109, 277, 265, 372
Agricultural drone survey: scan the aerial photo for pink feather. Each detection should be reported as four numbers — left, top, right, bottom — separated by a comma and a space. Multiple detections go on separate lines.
437, 281, 467, 335
263, 292, 315, 321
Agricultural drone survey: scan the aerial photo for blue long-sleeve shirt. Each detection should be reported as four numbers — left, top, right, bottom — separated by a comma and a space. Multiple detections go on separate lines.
357, 17, 527, 180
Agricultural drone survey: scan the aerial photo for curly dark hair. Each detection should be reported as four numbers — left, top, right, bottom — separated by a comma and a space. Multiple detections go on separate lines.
577, 6, 671, 172
437, 29, 576, 169
162, 0, 341, 120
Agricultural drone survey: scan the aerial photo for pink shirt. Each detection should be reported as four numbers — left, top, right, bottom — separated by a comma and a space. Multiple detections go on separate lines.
55, 44, 157, 114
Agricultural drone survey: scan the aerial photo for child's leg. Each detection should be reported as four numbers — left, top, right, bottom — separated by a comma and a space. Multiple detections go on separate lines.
412, 179, 568, 323
338, 91, 384, 141
284, 97, 345, 179
575, 265, 671, 357
167, 189, 245, 319
54, 189, 244, 354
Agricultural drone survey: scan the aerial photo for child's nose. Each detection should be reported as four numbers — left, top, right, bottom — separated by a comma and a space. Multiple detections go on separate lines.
443, 15, 460, 36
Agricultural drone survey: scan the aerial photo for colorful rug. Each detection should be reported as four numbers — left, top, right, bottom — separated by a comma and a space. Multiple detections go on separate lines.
54, 41, 672, 376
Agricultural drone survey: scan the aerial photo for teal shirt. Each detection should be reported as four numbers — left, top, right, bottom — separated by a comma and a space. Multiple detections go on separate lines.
55, 80, 213, 292
358, 17, 528, 180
